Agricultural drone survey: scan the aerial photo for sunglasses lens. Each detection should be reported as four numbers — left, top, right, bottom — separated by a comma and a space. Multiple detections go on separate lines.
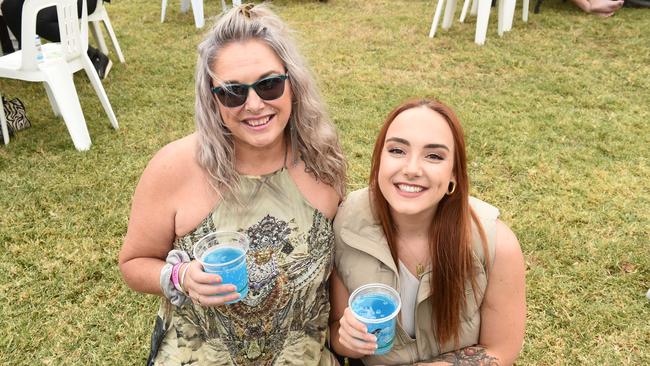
213, 75, 287, 108
254, 76, 286, 101
216, 85, 248, 107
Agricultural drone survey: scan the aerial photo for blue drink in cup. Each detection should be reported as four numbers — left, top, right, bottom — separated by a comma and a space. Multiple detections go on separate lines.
193, 231, 249, 304
349, 283, 402, 355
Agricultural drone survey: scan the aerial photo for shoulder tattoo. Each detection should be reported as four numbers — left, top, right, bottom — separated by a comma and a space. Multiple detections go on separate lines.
426, 346, 500, 366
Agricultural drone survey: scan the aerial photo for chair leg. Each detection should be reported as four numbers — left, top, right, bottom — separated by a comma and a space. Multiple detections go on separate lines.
471, 0, 479, 15
460, 0, 472, 22
43, 82, 60, 117
91, 21, 109, 56
0, 92, 9, 145
497, 0, 505, 36
475, 0, 491, 45
161, 0, 168, 22
504, 0, 516, 32
523, 0, 529, 21
81, 54, 118, 130
429, 0, 447, 38
101, 15, 125, 63
181, 0, 191, 13
190, 0, 205, 28
41, 61, 92, 151
442, 0, 458, 30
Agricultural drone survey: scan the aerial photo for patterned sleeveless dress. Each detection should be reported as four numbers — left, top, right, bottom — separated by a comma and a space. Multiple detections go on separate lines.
152, 168, 335, 365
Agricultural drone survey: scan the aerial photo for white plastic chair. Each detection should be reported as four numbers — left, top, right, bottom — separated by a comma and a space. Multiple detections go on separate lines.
460, 0, 529, 32
0, 0, 118, 150
429, 0, 528, 45
88, 0, 125, 63
161, 0, 241, 28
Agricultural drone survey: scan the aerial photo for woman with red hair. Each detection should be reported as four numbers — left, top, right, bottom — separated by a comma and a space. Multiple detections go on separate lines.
330, 98, 526, 365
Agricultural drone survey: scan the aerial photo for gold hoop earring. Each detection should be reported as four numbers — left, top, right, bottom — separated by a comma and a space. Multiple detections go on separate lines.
447, 181, 456, 195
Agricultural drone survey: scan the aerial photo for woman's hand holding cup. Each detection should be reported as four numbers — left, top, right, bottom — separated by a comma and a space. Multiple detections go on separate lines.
182, 260, 241, 306
338, 307, 378, 355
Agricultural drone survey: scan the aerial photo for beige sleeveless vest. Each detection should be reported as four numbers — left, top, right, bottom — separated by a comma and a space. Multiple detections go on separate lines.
333, 188, 498, 365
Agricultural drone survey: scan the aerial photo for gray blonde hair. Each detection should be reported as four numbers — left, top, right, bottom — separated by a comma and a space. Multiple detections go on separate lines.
194, 3, 346, 198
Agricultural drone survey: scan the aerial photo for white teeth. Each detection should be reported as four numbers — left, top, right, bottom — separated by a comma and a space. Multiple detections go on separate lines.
397, 184, 423, 193
246, 115, 271, 127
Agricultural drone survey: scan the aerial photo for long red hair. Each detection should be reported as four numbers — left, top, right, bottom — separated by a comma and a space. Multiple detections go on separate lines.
368, 98, 488, 347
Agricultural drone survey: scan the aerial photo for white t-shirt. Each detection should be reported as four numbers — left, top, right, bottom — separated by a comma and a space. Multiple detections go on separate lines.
398, 260, 420, 338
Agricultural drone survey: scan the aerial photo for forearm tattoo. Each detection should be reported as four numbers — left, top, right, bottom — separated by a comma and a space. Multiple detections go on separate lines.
427, 346, 500, 366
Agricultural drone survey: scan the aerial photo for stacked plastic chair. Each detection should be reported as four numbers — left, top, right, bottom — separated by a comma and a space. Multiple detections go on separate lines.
0, 0, 118, 150
429, 0, 529, 45
161, 0, 242, 28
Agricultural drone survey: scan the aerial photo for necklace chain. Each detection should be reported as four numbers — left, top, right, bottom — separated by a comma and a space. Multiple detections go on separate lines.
399, 240, 428, 277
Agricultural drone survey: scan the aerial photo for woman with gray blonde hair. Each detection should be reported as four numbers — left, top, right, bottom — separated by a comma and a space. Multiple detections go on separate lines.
119, 3, 346, 365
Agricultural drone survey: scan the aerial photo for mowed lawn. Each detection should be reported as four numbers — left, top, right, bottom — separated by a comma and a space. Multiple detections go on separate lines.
0, 0, 648, 364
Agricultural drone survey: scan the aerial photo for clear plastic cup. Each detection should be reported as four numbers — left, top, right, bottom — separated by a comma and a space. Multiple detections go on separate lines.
349, 283, 402, 355
193, 231, 249, 304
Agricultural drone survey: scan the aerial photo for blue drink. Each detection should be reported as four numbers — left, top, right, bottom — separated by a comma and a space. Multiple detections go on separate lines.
202, 246, 249, 301
194, 231, 249, 304
349, 284, 401, 355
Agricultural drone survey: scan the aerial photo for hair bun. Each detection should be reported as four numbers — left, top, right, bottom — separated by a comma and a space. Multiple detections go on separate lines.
240, 3, 255, 18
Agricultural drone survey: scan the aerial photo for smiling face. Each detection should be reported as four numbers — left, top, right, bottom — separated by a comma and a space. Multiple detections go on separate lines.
377, 106, 456, 220
211, 39, 293, 152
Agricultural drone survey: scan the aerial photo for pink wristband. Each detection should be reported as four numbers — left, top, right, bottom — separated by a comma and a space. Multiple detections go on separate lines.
171, 262, 183, 292
179, 263, 189, 293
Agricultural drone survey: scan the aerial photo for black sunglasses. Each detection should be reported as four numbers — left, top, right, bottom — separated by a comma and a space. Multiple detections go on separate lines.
211, 74, 289, 108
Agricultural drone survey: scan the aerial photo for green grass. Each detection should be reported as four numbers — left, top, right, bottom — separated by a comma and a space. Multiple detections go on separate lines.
1, 0, 648, 364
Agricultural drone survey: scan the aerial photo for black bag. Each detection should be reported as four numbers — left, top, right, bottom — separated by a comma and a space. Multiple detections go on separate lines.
146, 315, 167, 366
146, 301, 173, 366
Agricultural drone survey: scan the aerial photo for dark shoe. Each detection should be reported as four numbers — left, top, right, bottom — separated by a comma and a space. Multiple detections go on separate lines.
624, 0, 650, 7
90, 49, 112, 80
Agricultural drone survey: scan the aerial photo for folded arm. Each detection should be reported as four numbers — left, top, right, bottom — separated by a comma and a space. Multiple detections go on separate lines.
118, 144, 179, 296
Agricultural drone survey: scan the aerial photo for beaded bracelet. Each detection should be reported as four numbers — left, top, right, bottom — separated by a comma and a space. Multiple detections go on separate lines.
179, 263, 190, 294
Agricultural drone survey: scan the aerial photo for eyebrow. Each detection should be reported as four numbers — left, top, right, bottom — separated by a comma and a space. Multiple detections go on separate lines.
385, 137, 450, 151
221, 70, 285, 85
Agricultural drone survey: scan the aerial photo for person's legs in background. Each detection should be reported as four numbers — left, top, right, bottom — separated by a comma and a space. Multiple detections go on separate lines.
569, 0, 624, 15
1, 0, 26, 46
0, 15, 16, 54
